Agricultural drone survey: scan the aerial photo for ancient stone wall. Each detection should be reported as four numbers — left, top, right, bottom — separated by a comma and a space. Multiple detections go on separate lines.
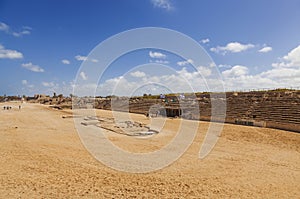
93, 90, 300, 132
33, 90, 300, 132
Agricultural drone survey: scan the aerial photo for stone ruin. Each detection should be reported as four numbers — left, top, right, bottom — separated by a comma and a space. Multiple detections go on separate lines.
90, 90, 300, 133
28, 90, 300, 133
80, 116, 158, 136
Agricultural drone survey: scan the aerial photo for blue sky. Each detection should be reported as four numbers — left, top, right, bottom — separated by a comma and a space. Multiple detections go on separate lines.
0, 0, 300, 96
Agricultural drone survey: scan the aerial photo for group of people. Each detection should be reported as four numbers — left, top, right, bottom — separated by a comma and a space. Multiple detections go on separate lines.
3, 105, 21, 110
3, 106, 12, 110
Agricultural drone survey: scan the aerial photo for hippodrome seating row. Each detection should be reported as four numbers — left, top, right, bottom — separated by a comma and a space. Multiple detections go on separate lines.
224, 92, 300, 131
91, 91, 300, 132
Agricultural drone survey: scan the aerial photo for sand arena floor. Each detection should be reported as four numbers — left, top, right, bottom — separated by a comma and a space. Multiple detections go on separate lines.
0, 102, 299, 198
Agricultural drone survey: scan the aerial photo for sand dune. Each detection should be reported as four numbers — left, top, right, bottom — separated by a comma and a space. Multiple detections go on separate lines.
0, 102, 299, 198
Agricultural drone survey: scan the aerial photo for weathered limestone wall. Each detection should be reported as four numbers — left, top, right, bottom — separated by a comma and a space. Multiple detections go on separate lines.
93, 90, 300, 133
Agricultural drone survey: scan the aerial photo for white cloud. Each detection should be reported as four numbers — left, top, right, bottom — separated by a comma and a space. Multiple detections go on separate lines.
200, 38, 210, 44
272, 45, 300, 68
21, 62, 44, 72
75, 55, 88, 61
42, 81, 55, 87
0, 22, 9, 32
283, 45, 300, 65
197, 66, 212, 77
222, 65, 249, 78
62, 59, 70, 64
12, 30, 31, 37
75, 55, 98, 63
0, 22, 31, 37
22, 80, 28, 85
218, 64, 231, 69
73, 61, 300, 97
72, 44, 300, 96
91, 58, 98, 63
220, 46, 300, 90
22, 26, 32, 30
210, 42, 255, 54
151, 0, 173, 11
155, 60, 169, 64
260, 67, 300, 79
177, 59, 194, 66
149, 51, 166, 59
130, 71, 146, 78
224, 68, 300, 91
21, 80, 35, 89
94, 66, 214, 96
80, 71, 88, 80
0, 44, 23, 59
150, 59, 169, 64
258, 46, 272, 53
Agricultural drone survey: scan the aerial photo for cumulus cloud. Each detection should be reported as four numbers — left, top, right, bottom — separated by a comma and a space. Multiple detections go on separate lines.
260, 67, 300, 79
90, 58, 99, 63
149, 51, 166, 59
0, 22, 31, 37
80, 71, 88, 80
0, 44, 23, 59
228, 69, 299, 91
272, 45, 300, 68
21, 62, 44, 72
149, 59, 169, 64
93, 65, 215, 96
200, 38, 210, 44
74, 62, 300, 97
258, 46, 272, 53
22, 80, 28, 85
42, 81, 55, 87
222, 65, 249, 78
210, 42, 255, 54
75, 55, 98, 62
12, 30, 31, 37
75, 55, 88, 61
197, 66, 212, 77
151, 0, 173, 11
221, 62, 300, 91
218, 64, 231, 69
62, 59, 70, 64
0, 22, 9, 32
130, 71, 146, 78
177, 59, 194, 66
71, 44, 300, 96
21, 79, 34, 89
219, 45, 300, 90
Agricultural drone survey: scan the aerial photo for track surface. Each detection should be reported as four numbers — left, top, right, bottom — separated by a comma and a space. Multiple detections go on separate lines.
0, 102, 299, 198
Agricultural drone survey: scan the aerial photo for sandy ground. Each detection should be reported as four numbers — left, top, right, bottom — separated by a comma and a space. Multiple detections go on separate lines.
0, 102, 299, 198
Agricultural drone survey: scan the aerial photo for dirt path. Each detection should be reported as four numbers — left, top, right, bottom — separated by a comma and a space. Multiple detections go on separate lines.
0, 102, 299, 198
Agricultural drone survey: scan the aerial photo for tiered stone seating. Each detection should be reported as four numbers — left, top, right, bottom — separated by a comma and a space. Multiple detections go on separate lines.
129, 99, 159, 114
93, 90, 300, 132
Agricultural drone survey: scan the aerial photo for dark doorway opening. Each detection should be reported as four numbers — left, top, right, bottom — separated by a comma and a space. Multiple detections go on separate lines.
166, 108, 182, 117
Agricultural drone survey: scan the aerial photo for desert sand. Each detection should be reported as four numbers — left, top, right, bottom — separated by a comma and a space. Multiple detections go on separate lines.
0, 102, 299, 198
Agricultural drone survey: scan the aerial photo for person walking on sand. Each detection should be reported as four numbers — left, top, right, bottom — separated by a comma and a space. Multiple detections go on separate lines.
19, 105, 21, 110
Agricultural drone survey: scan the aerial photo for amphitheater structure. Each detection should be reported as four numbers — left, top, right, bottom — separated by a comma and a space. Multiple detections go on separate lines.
31, 90, 300, 133
91, 90, 300, 133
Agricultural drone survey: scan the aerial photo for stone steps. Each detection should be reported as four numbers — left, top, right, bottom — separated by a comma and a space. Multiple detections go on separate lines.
94, 91, 300, 131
